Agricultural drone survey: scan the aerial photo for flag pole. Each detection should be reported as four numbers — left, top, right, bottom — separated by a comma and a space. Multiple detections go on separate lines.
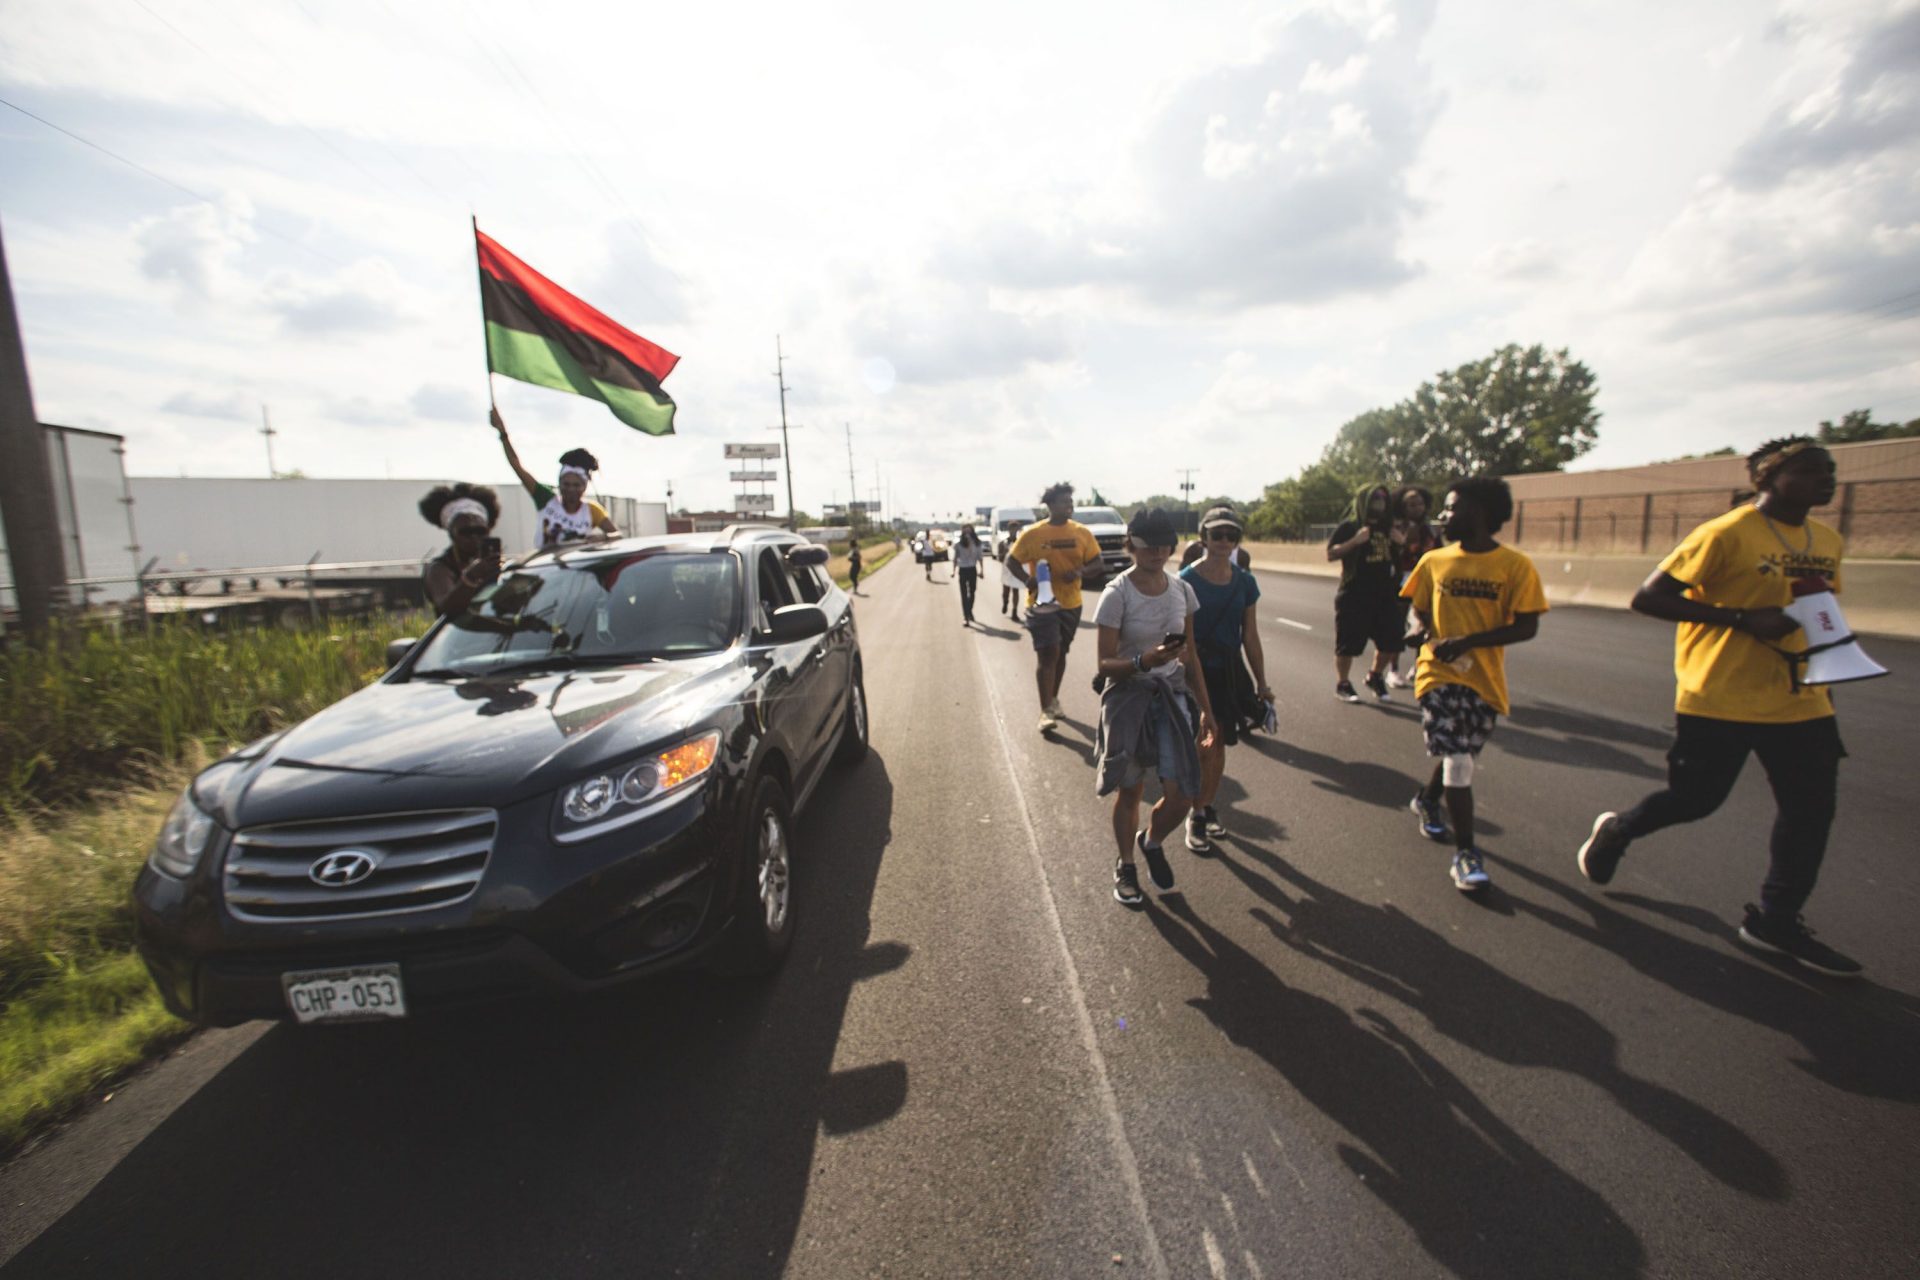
471, 214, 497, 416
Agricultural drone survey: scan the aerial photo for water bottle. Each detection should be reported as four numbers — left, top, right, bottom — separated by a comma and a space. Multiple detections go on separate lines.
1035, 559, 1056, 608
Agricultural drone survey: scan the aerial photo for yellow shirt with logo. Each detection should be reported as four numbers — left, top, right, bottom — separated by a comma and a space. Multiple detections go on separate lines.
1658, 506, 1843, 724
1400, 543, 1548, 716
1010, 520, 1102, 611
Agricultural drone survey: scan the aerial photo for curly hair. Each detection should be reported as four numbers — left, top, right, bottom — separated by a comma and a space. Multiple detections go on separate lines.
1747, 435, 1821, 488
1393, 486, 1434, 519
1040, 480, 1074, 505
1446, 476, 1515, 534
558, 447, 600, 473
418, 482, 502, 529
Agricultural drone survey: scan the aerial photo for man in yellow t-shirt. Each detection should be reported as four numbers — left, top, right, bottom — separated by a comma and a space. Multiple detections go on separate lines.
1576, 437, 1861, 978
1007, 482, 1102, 734
1400, 477, 1547, 895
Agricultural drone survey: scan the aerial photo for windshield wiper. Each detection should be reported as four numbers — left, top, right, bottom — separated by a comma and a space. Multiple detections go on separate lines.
475, 652, 658, 677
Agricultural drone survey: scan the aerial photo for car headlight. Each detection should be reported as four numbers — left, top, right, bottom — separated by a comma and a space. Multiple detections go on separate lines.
557, 730, 723, 839
150, 790, 218, 878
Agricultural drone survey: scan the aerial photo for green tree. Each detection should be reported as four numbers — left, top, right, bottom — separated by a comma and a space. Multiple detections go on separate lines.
1400, 343, 1600, 477
1245, 463, 1353, 540
1817, 409, 1920, 444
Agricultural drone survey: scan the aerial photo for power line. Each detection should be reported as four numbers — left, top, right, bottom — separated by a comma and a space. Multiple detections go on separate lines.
0, 94, 348, 269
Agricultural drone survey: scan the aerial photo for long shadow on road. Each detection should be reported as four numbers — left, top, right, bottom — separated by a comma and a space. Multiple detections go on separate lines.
1144, 890, 1649, 1279
4, 756, 902, 1280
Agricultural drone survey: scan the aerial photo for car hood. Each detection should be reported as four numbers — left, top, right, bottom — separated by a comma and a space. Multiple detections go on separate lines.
218, 653, 746, 827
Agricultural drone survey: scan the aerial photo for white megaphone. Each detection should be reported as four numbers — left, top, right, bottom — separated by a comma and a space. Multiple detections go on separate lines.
1783, 576, 1888, 686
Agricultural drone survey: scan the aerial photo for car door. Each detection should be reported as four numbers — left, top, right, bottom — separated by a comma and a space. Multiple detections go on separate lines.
753, 546, 837, 772
791, 554, 855, 720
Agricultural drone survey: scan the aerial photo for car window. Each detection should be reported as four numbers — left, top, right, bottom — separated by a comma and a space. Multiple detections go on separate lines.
409, 551, 741, 675
792, 561, 829, 604
755, 547, 801, 632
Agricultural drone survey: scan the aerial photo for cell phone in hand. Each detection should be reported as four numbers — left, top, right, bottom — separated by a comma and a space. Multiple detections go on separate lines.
1164, 632, 1186, 647
483, 536, 503, 557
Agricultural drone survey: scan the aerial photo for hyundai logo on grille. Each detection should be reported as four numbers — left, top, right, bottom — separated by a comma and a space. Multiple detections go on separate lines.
309, 849, 382, 887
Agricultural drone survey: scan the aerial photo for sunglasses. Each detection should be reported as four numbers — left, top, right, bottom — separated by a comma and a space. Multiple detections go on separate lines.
1206, 528, 1242, 543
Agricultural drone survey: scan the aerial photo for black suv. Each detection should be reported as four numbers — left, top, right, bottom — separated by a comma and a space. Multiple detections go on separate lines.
133, 526, 867, 1026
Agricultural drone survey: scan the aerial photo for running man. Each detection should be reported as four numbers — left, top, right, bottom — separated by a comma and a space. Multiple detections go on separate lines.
1008, 483, 1102, 733
1403, 477, 1547, 893
1576, 437, 1862, 977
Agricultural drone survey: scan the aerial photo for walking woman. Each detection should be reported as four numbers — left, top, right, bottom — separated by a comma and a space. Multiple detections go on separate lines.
1178, 506, 1273, 850
847, 539, 864, 594
953, 524, 987, 625
1093, 507, 1219, 906
418, 482, 504, 616
1386, 486, 1438, 688
491, 408, 621, 547
999, 521, 1026, 622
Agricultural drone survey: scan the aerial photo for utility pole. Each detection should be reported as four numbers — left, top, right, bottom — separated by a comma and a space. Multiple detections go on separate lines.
774, 336, 797, 531
261, 404, 278, 478
844, 421, 860, 536
1175, 468, 1199, 528
0, 217, 69, 637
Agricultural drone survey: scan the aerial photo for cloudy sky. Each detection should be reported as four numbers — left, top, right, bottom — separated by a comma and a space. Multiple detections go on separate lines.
2, 0, 1916, 522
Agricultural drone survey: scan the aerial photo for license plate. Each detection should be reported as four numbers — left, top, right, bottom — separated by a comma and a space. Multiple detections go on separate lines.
282, 964, 407, 1024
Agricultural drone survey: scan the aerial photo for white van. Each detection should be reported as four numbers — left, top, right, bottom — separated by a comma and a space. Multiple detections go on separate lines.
987, 504, 1046, 560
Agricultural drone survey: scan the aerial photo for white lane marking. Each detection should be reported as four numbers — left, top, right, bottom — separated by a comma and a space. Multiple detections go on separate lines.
1202, 1228, 1229, 1279
1244, 1250, 1266, 1280
1269, 1127, 1311, 1194
1242, 1151, 1268, 1198
971, 639, 1172, 1280
1274, 617, 1313, 631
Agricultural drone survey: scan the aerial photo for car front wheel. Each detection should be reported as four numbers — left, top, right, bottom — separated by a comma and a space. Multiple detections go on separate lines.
717, 775, 795, 976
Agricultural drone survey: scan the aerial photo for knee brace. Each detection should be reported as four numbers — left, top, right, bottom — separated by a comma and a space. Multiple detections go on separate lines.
1442, 752, 1476, 788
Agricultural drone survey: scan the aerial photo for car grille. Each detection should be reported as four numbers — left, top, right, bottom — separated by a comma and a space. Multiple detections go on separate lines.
1096, 534, 1125, 551
224, 809, 496, 922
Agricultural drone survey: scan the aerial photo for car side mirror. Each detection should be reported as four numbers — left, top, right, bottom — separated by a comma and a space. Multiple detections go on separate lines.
386, 638, 417, 670
786, 544, 830, 568
767, 604, 828, 643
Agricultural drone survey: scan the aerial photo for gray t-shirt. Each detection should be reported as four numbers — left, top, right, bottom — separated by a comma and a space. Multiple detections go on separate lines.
1095, 571, 1199, 690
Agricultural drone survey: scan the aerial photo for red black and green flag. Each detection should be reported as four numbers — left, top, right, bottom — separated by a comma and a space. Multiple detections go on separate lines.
474, 224, 679, 436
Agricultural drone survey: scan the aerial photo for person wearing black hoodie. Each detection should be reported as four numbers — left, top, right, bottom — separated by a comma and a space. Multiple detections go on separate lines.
1326, 483, 1403, 703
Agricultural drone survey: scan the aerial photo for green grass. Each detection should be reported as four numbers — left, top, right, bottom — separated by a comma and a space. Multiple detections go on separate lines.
0, 951, 189, 1152
0, 770, 196, 1152
830, 534, 901, 588
0, 612, 429, 816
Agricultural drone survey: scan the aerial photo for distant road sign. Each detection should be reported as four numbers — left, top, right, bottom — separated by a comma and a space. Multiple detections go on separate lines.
850, 500, 880, 513
724, 443, 782, 460
736, 493, 776, 512
731, 469, 778, 482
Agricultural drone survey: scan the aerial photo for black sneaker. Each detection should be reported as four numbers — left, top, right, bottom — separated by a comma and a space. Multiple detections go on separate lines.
1364, 672, 1390, 702
1737, 905, 1863, 978
1201, 806, 1227, 838
1113, 859, 1144, 907
1184, 813, 1213, 855
1137, 829, 1175, 891
1335, 681, 1361, 704
1410, 791, 1448, 842
1577, 812, 1628, 886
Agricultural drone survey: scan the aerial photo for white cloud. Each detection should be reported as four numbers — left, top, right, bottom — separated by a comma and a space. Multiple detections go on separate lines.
133, 194, 255, 299
160, 388, 253, 420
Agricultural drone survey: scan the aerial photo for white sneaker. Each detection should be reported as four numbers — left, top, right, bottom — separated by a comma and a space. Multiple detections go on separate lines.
1037, 710, 1057, 734
1045, 699, 1064, 718
1386, 670, 1411, 689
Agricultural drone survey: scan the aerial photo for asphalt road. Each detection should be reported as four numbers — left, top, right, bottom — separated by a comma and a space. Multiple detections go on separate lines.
5, 556, 1918, 1278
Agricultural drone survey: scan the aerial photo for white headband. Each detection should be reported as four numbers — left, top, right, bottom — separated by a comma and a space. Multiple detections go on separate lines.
440, 497, 489, 530
559, 464, 591, 481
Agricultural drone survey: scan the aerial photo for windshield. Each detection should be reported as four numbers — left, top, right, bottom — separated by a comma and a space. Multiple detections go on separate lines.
410, 550, 741, 676
996, 508, 1044, 530
1075, 508, 1122, 525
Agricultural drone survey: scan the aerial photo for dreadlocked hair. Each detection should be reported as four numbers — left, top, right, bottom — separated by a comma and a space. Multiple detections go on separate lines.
558, 447, 600, 473
418, 482, 502, 528
1747, 435, 1818, 487
1040, 480, 1074, 504
1446, 476, 1515, 533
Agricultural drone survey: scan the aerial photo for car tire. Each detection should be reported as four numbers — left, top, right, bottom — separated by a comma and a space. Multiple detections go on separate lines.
717, 774, 796, 976
834, 665, 869, 765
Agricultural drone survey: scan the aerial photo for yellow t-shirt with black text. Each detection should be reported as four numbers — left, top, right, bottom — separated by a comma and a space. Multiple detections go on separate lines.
1659, 506, 1843, 724
1010, 520, 1101, 611
1400, 544, 1548, 716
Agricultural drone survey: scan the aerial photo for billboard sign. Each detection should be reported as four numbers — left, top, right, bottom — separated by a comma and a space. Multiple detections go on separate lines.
736, 493, 776, 512
730, 470, 779, 482
724, 442, 782, 460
